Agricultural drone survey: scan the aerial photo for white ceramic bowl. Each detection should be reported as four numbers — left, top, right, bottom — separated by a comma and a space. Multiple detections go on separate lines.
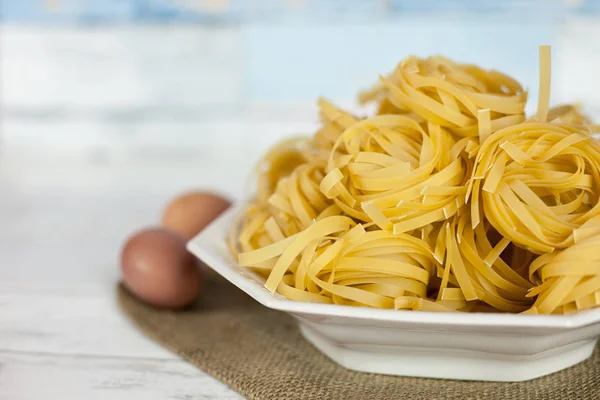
187, 204, 600, 382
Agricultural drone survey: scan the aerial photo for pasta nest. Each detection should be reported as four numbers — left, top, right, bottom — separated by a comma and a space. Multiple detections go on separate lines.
363, 55, 528, 137
471, 122, 600, 254
320, 114, 468, 235
527, 232, 600, 314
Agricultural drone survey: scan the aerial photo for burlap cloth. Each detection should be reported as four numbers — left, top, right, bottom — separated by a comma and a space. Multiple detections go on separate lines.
118, 272, 600, 400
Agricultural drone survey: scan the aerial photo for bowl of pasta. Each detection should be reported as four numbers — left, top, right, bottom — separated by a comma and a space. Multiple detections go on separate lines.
188, 46, 600, 381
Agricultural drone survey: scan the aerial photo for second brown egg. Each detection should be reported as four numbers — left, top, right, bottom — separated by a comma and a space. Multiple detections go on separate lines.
162, 191, 231, 240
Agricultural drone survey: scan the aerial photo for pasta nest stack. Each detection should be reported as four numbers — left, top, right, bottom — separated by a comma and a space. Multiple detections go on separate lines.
472, 122, 600, 314
232, 48, 600, 314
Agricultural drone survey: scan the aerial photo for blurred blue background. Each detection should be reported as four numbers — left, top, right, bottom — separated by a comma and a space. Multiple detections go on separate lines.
2, 1, 600, 23
2, 0, 599, 104
1, 0, 599, 195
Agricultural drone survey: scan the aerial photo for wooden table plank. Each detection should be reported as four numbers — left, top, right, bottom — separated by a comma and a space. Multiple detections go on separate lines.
0, 282, 176, 359
0, 351, 241, 400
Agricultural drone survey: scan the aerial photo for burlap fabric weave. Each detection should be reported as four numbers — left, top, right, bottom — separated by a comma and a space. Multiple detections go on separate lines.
118, 272, 599, 400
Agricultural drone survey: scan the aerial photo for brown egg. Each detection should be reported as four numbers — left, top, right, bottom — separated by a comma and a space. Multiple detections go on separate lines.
121, 227, 200, 308
162, 191, 231, 240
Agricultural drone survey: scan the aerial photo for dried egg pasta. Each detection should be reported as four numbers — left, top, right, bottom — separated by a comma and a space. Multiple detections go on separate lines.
232, 46, 600, 314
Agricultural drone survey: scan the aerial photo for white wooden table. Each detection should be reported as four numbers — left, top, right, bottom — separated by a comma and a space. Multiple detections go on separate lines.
0, 184, 248, 399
